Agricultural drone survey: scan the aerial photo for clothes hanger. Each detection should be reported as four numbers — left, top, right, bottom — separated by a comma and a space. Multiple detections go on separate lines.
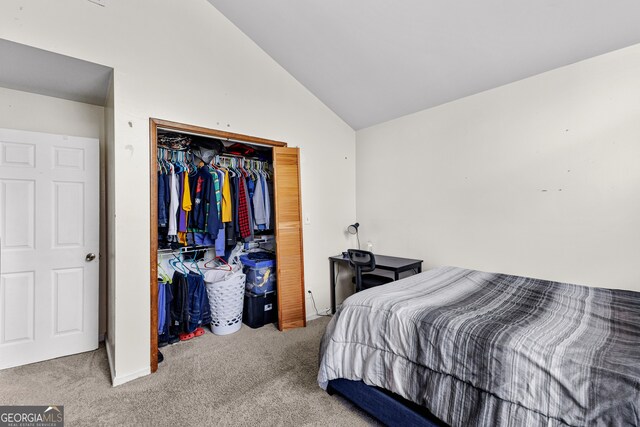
158, 148, 168, 174
249, 160, 258, 180
171, 151, 179, 174
209, 154, 220, 170
190, 258, 204, 276
199, 256, 216, 270
169, 254, 188, 275
239, 158, 249, 178
158, 262, 172, 283
262, 161, 271, 180
181, 152, 188, 173
182, 152, 190, 173
163, 149, 174, 174
171, 150, 179, 173
244, 159, 252, 179
188, 151, 198, 176
203, 256, 232, 271
168, 258, 182, 274
166, 151, 173, 174
221, 158, 233, 177
174, 151, 183, 173
227, 158, 237, 177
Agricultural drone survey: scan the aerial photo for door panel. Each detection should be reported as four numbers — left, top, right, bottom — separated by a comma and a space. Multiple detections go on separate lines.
53, 182, 85, 247
0, 128, 99, 370
53, 268, 84, 335
53, 146, 85, 170
0, 141, 35, 167
273, 147, 306, 330
0, 179, 35, 250
1, 272, 35, 344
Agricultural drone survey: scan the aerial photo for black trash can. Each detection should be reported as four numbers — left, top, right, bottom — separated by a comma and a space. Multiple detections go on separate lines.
243, 291, 278, 328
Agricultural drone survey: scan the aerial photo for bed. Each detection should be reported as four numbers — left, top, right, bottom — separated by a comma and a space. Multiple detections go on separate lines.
318, 266, 640, 426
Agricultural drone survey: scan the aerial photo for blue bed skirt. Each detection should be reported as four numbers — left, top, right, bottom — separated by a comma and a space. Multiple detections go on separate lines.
327, 379, 446, 426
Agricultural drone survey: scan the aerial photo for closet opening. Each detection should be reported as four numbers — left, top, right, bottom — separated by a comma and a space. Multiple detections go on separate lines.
149, 119, 306, 373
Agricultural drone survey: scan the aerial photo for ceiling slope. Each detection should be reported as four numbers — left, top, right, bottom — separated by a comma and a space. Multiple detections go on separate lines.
208, 0, 640, 130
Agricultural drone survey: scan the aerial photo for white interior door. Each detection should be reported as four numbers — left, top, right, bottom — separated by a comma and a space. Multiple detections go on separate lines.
0, 128, 99, 370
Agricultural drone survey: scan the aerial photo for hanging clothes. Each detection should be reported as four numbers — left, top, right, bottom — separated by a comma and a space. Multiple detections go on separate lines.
263, 174, 271, 229
215, 168, 226, 255
252, 173, 267, 229
170, 270, 190, 334
221, 169, 232, 222
189, 166, 220, 236
186, 272, 211, 332
176, 167, 184, 232
167, 164, 180, 236
158, 279, 166, 335
244, 174, 255, 241
159, 145, 275, 253
160, 258, 212, 340
158, 280, 174, 346
158, 171, 169, 227
209, 166, 222, 222
225, 169, 237, 248
177, 172, 192, 245
233, 173, 240, 235
247, 175, 255, 205
237, 174, 252, 239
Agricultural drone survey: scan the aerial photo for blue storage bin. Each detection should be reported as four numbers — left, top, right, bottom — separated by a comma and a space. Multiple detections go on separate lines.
240, 255, 276, 295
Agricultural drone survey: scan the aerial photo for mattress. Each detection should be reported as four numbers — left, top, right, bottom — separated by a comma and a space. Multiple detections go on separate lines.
318, 266, 640, 426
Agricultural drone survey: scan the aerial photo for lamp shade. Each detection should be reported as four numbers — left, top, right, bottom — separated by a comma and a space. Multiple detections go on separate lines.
347, 222, 359, 235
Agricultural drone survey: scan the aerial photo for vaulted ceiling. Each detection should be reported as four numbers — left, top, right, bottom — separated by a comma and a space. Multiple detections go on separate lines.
208, 0, 640, 130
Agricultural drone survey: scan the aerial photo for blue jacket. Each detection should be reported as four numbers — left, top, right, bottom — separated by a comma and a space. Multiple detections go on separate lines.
189, 167, 220, 235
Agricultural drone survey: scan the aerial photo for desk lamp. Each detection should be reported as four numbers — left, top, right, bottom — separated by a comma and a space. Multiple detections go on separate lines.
347, 222, 360, 250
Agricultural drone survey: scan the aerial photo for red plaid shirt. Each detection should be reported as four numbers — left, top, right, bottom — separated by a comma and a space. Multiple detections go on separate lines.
238, 177, 251, 238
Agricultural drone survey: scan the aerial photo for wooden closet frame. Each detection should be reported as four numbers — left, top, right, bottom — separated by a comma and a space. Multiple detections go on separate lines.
149, 118, 288, 373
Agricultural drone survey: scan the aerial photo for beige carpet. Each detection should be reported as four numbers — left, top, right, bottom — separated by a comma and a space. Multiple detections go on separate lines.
0, 317, 377, 426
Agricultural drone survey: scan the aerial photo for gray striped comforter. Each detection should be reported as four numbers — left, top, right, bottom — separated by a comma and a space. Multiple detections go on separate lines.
318, 266, 640, 426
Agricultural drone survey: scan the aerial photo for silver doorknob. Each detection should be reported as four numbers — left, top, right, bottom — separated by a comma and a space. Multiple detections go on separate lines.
86, 253, 96, 262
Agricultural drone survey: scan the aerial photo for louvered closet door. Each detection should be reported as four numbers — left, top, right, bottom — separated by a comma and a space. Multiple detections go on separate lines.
273, 147, 306, 330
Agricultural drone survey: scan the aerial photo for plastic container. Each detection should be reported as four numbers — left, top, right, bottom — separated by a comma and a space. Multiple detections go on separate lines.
243, 291, 278, 329
205, 271, 246, 335
240, 255, 276, 295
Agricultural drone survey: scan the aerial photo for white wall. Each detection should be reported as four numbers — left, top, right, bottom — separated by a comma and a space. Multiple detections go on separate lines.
104, 75, 116, 364
356, 44, 640, 293
0, 87, 104, 139
0, 87, 108, 337
0, 0, 356, 384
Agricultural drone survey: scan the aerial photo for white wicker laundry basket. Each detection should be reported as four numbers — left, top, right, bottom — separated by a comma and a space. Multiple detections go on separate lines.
205, 271, 246, 335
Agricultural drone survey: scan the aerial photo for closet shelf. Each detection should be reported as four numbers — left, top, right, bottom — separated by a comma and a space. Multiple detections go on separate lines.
157, 245, 215, 255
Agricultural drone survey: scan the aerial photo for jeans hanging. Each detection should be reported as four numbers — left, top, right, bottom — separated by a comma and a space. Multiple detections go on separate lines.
187, 272, 211, 332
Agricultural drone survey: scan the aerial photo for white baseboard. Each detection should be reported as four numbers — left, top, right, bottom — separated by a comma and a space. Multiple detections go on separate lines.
306, 312, 320, 322
105, 336, 116, 385
104, 336, 150, 387
306, 312, 333, 322
111, 366, 150, 387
